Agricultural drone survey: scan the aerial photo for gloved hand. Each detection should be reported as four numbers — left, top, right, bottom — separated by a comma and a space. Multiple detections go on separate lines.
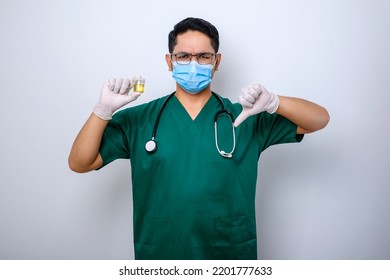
93, 77, 142, 120
234, 82, 279, 127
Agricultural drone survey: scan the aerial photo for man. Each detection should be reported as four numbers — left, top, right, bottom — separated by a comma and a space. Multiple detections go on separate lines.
68, 17, 329, 259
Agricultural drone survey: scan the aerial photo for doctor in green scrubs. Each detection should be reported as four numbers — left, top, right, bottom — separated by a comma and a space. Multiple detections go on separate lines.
68, 17, 330, 260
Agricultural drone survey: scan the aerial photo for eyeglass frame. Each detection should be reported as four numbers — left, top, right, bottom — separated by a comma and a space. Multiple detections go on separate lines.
170, 52, 217, 65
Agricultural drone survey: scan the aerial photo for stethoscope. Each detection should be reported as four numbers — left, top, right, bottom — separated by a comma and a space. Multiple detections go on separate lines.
145, 92, 236, 158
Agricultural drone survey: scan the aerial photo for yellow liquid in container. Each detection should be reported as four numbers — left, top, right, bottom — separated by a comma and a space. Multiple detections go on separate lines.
134, 83, 145, 93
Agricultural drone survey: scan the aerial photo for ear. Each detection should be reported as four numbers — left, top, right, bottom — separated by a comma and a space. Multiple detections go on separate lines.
165, 54, 173, 71
214, 53, 222, 71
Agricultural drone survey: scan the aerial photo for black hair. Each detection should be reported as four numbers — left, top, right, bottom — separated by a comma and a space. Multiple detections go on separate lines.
168, 17, 219, 53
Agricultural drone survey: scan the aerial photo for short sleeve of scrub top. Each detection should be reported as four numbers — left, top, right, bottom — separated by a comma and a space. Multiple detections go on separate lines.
98, 94, 303, 260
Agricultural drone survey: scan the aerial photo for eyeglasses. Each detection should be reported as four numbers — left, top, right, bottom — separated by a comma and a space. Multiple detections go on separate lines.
170, 52, 216, 65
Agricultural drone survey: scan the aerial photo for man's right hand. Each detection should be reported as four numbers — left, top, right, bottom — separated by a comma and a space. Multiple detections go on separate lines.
93, 78, 142, 120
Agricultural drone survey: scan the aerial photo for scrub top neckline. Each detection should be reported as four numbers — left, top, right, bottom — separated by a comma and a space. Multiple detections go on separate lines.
170, 94, 219, 126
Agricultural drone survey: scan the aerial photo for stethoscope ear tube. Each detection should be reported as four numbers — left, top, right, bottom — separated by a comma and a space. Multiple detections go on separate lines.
214, 109, 236, 158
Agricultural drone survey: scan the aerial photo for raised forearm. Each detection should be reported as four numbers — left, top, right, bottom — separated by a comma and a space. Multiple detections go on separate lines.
68, 78, 142, 173
276, 96, 330, 134
68, 113, 108, 173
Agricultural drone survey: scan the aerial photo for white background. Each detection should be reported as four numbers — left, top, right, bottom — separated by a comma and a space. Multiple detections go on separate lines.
0, 0, 389, 259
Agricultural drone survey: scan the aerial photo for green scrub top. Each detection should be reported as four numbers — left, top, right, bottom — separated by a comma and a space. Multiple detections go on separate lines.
99, 93, 303, 260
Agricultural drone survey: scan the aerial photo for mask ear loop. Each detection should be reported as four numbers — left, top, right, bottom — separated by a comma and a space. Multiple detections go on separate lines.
214, 110, 236, 158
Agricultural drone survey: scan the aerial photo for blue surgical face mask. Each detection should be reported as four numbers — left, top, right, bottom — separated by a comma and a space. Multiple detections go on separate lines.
172, 61, 213, 94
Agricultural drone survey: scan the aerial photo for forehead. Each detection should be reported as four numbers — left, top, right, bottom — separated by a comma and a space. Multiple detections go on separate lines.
173, 30, 214, 53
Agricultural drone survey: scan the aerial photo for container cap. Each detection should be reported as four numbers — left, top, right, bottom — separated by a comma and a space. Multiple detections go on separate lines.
132, 75, 145, 83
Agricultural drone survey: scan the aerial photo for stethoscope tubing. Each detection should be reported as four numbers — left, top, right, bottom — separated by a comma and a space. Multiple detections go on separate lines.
145, 91, 236, 157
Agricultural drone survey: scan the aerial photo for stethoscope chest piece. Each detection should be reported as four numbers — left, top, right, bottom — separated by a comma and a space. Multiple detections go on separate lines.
145, 139, 157, 153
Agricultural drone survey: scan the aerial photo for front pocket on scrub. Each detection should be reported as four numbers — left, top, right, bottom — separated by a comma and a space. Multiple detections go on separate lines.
215, 215, 254, 246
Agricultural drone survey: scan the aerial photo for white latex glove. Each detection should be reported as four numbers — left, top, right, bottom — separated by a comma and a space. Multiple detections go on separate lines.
93, 77, 142, 120
234, 82, 279, 127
